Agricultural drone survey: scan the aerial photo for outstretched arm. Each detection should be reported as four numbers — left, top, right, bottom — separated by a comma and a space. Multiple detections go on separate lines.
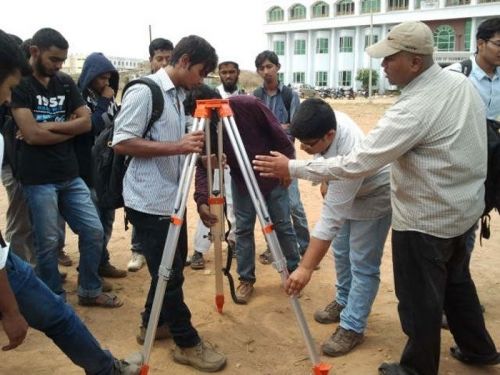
0, 269, 28, 351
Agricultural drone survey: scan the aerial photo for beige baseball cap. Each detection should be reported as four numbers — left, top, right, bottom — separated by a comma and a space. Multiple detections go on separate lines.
366, 21, 435, 58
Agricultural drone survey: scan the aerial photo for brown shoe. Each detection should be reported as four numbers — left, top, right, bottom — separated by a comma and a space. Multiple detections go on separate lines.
173, 341, 226, 372
58, 249, 73, 267
258, 248, 272, 265
136, 323, 171, 345
99, 263, 127, 278
322, 326, 364, 357
314, 300, 345, 324
236, 281, 254, 304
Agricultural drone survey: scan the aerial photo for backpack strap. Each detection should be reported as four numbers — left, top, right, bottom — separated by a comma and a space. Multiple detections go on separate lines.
253, 87, 264, 101
121, 77, 165, 138
459, 59, 473, 77
254, 85, 293, 123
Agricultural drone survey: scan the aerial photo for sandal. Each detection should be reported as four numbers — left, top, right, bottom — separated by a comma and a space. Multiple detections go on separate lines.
79, 293, 123, 308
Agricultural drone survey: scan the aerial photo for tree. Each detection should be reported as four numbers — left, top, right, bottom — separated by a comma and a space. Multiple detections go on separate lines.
356, 68, 379, 90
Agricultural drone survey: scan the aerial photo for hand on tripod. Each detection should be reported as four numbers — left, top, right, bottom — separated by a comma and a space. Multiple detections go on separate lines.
177, 130, 204, 154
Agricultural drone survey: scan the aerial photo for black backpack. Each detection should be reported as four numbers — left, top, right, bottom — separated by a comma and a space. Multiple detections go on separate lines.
459, 59, 500, 239
253, 84, 294, 123
92, 78, 164, 209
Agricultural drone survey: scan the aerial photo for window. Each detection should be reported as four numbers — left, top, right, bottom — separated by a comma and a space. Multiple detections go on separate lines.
478, 0, 499, 3
336, 0, 355, 15
364, 34, 379, 48
339, 36, 353, 52
268, 7, 284, 22
293, 72, 305, 83
361, 0, 380, 13
464, 19, 472, 51
278, 72, 284, 83
316, 38, 329, 54
316, 71, 328, 86
312, 1, 329, 17
339, 71, 352, 86
290, 4, 306, 20
294, 39, 306, 55
388, 0, 408, 10
274, 41, 285, 56
446, 0, 470, 5
434, 25, 455, 51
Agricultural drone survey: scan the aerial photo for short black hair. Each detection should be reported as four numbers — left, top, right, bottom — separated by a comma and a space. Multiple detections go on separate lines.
148, 38, 174, 58
20, 38, 32, 60
8, 33, 22, 46
290, 98, 337, 140
183, 84, 221, 116
0, 29, 31, 84
218, 61, 239, 70
254, 50, 279, 69
477, 17, 500, 41
31, 28, 68, 51
169, 35, 218, 77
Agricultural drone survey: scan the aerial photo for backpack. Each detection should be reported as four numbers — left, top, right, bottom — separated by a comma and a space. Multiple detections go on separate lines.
253, 84, 294, 123
92, 78, 164, 209
459, 59, 500, 239
0, 109, 20, 175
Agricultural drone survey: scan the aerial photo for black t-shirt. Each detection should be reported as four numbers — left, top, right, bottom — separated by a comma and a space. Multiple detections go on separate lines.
11, 73, 85, 185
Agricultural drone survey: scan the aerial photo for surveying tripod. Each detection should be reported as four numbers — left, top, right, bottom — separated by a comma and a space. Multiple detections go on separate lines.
139, 99, 331, 375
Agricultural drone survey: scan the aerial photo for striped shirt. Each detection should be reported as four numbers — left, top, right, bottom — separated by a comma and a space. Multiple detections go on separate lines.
290, 64, 487, 238
310, 111, 391, 242
112, 69, 186, 215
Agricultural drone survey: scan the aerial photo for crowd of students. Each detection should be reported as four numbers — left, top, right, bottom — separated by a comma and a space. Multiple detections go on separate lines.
0, 18, 499, 375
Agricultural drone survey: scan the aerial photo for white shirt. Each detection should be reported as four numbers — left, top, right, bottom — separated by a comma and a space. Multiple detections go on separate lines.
290, 64, 487, 238
308, 111, 391, 242
112, 69, 186, 215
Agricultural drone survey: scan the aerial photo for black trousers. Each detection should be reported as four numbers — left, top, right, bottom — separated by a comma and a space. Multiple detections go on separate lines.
392, 229, 497, 375
125, 207, 200, 348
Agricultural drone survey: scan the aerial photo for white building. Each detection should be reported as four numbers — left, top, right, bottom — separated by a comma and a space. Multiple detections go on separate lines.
263, 0, 500, 91
62, 54, 146, 75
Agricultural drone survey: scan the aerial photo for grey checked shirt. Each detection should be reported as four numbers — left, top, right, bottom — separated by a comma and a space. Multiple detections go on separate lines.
112, 69, 186, 215
290, 64, 487, 238
311, 111, 391, 242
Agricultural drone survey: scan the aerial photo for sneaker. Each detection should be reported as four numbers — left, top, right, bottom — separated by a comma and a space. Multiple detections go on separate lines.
173, 341, 226, 372
236, 281, 254, 304
58, 249, 73, 267
112, 352, 144, 375
322, 326, 364, 357
136, 323, 172, 345
127, 252, 146, 272
99, 263, 127, 278
314, 300, 345, 324
191, 251, 205, 270
258, 248, 272, 265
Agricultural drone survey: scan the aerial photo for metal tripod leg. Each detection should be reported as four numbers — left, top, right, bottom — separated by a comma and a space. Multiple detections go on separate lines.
139, 117, 207, 375
222, 114, 331, 375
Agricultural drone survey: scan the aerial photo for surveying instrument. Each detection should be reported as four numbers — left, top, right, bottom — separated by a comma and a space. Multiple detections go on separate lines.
139, 99, 331, 375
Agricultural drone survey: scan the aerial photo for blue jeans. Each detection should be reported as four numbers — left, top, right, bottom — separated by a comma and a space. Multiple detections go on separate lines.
332, 214, 391, 333
90, 188, 116, 268
6, 252, 115, 374
125, 208, 200, 348
23, 177, 104, 298
232, 182, 300, 283
288, 179, 310, 255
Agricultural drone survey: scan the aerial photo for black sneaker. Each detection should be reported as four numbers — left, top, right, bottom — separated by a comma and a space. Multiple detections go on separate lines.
190, 251, 205, 270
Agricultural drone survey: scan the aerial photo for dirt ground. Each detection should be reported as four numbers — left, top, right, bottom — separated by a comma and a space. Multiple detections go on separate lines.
1, 98, 499, 375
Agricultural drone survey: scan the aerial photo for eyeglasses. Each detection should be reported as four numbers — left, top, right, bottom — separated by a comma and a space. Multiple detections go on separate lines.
487, 39, 500, 48
299, 138, 323, 150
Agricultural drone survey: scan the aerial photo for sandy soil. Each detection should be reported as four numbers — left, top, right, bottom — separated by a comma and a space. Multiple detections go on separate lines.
1, 98, 499, 375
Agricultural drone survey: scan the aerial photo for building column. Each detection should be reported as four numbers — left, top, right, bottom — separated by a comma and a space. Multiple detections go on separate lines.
286, 31, 293, 84
381, 0, 387, 13
470, 18, 477, 53
353, 26, 361, 90
355, 0, 362, 15
308, 30, 315, 85
330, 28, 337, 87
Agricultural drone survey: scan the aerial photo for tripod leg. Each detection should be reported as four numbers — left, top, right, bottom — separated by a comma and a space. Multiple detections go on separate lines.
140, 118, 206, 375
222, 115, 331, 374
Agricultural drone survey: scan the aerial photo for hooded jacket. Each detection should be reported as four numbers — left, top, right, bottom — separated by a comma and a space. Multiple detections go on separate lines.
76, 53, 119, 187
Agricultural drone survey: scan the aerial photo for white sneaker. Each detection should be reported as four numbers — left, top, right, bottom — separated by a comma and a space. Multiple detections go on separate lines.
127, 252, 146, 272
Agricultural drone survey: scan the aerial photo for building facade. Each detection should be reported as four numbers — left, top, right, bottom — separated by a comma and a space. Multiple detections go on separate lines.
263, 0, 500, 91
62, 54, 146, 75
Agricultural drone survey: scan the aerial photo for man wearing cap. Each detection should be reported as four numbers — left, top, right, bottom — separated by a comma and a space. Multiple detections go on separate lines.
253, 21, 499, 375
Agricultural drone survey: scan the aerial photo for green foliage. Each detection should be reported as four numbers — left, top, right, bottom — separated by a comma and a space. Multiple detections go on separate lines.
356, 68, 379, 90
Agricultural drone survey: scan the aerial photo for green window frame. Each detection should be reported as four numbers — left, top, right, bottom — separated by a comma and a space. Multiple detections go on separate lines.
278, 72, 284, 83
312, 1, 329, 17
339, 36, 353, 52
294, 39, 306, 55
388, 0, 408, 10
339, 71, 352, 86
446, 0, 470, 5
293, 72, 305, 83
316, 38, 329, 54
315, 71, 328, 86
464, 19, 472, 51
361, 0, 381, 13
364, 34, 379, 48
290, 4, 306, 20
268, 7, 284, 22
274, 41, 285, 56
434, 25, 455, 51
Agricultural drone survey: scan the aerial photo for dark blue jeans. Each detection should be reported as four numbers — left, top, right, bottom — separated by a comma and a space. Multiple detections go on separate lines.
6, 252, 114, 374
125, 207, 200, 348
90, 188, 115, 268
392, 228, 498, 375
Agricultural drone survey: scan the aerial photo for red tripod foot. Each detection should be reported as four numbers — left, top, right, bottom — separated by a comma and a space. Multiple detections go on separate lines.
313, 363, 332, 375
